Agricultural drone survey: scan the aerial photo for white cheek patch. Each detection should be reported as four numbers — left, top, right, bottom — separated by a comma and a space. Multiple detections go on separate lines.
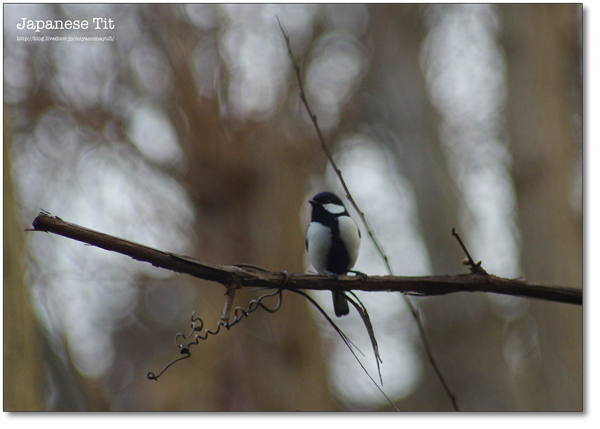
306, 222, 331, 274
322, 203, 345, 214
337, 216, 361, 269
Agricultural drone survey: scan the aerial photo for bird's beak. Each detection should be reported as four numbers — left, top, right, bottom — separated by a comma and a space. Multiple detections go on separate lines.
309, 200, 317, 206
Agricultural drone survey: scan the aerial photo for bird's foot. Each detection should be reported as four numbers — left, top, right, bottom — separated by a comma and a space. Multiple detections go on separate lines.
348, 270, 369, 282
324, 271, 340, 281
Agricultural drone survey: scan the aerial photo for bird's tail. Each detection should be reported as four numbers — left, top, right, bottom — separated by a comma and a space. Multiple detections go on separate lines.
332, 291, 350, 317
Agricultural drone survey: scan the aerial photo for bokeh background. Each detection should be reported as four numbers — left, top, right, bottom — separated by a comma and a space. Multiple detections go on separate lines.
4, 4, 582, 411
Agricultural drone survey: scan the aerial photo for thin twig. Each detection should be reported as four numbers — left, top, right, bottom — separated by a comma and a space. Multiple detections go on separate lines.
452, 228, 488, 275
221, 286, 237, 327
277, 18, 460, 410
276, 17, 391, 276
287, 287, 399, 411
346, 291, 383, 384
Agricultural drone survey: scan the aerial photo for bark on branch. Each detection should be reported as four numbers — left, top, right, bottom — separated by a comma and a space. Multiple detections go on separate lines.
29, 213, 582, 306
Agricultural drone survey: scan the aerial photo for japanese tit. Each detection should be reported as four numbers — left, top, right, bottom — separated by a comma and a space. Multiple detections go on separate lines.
306, 192, 361, 317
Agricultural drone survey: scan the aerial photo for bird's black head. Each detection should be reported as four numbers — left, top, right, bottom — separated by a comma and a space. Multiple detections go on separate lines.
310, 192, 344, 207
309, 192, 348, 221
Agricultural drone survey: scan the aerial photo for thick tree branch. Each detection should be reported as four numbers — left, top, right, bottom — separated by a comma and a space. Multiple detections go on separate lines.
30, 213, 582, 305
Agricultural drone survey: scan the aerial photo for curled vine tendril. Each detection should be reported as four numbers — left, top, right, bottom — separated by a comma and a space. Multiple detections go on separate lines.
147, 288, 283, 381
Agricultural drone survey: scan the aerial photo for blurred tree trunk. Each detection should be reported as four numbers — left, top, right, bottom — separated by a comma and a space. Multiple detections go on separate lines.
360, 4, 473, 411
142, 5, 335, 411
364, 4, 461, 276
4, 118, 45, 411
501, 4, 582, 411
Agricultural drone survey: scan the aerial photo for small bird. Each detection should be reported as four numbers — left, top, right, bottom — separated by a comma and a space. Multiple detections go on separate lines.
306, 191, 361, 317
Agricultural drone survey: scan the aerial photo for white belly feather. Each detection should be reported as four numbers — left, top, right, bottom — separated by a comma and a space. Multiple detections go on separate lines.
337, 216, 360, 269
306, 217, 360, 274
306, 222, 332, 274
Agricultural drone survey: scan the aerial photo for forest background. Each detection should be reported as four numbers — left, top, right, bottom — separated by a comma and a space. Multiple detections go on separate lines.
4, 3, 585, 414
